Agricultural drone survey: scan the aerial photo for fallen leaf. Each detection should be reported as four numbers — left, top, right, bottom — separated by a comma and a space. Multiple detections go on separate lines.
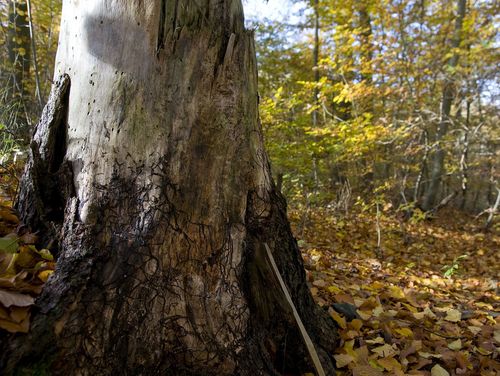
431, 364, 450, 376
352, 365, 384, 376
350, 318, 363, 331
447, 339, 462, 350
366, 337, 385, 345
419, 351, 443, 359
371, 343, 398, 357
0, 316, 30, 333
9, 306, 30, 323
444, 309, 461, 322
329, 308, 347, 329
334, 353, 354, 368
377, 356, 403, 372
0, 235, 19, 254
467, 326, 481, 335
37, 270, 54, 282
388, 285, 405, 300
0, 289, 34, 307
395, 327, 413, 338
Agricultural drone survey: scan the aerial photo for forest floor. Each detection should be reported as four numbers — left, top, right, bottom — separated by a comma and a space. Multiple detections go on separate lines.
0, 168, 498, 375
289, 207, 499, 376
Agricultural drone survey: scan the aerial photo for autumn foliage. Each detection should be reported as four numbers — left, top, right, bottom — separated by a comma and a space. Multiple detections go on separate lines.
291, 207, 499, 375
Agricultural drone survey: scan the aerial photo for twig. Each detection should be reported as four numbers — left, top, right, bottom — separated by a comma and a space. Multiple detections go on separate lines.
264, 243, 326, 376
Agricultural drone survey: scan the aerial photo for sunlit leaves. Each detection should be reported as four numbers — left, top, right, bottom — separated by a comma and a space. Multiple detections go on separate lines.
292, 207, 499, 375
0, 202, 55, 333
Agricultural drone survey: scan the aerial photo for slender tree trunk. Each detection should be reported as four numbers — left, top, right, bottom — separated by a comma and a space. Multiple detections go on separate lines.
26, 0, 45, 109
7, 0, 31, 96
4, 1, 337, 375
6, 0, 32, 136
459, 100, 471, 210
422, 0, 467, 211
312, 0, 320, 128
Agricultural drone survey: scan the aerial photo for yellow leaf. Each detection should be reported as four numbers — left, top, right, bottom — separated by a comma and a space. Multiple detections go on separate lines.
431, 364, 450, 376
395, 327, 413, 338
37, 249, 54, 261
366, 337, 385, 345
418, 351, 442, 359
330, 309, 347, 329
444, 309, 461, 322
371, 344, 397, 358
475, 346, 492, 356
388, 285, 405, 300
493, 330, 500, 344
419, 308, 434, 320
15, 246, 36, 269
357, 310, 372, 320
334, 354, 354, 368
402, 302, 418, 313
475, 302, 493, 309
37, 270, 54, 282
448, 339, 462, 350
327, 285, 342, 294
372, 305, 384, 317
350, 319, 363, 331
352, 365, 384, 376
413, 311, 425, 320
377, 357, 402, 372
344, 340, 357, 358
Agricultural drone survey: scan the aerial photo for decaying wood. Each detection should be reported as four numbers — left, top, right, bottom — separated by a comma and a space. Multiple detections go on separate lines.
4, 1, 338, 374
16, 74, 73, 250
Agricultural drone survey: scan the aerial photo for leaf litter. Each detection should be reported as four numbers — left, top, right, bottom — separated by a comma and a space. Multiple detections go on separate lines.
291, 208, 499, 376
0, 202, 55, 333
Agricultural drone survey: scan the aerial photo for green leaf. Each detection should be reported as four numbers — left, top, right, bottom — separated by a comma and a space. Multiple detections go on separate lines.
0, 236, 19, 254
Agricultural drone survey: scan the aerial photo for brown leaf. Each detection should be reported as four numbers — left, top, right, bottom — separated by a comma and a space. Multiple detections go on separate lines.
0, 289, 35, 307
352, 365, 384, 376
372, 343, 398, 358
19, 232, 38, 245
9, 306, 30, 323
334, 353, 354, 368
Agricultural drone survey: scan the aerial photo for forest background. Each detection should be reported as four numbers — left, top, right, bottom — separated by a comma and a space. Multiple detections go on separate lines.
0, 0, 499, 375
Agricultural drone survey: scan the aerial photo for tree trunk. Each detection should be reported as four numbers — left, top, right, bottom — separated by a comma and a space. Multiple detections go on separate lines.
6, 0, 32, 136
312, 0, 320, 128
422, 0, 466, 211
4, 1, 337, 375
7, 0, 31, 96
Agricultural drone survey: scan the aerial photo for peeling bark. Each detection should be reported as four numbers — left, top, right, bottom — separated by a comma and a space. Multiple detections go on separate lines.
3, 1, 337, 375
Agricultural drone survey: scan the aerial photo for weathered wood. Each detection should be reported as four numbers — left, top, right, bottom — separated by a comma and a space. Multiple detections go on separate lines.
16, 74, 72, 249
5, 1, 338, 374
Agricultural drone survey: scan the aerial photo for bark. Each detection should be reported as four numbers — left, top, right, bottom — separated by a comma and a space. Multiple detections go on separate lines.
3, 1, 337, 375
422, 0, 467, 211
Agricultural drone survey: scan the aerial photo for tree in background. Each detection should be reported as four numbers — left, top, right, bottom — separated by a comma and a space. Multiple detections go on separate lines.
252, 0, 499, 216
1, 0, 61, 152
